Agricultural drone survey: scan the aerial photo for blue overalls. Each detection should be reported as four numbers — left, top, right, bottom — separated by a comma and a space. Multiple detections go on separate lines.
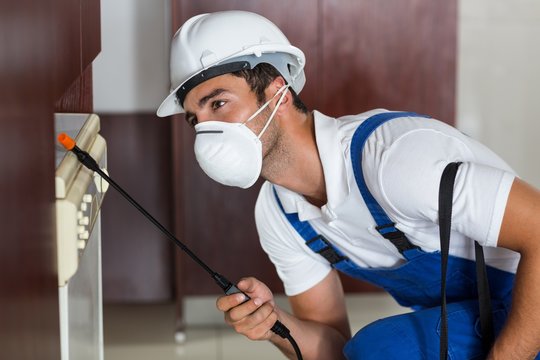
273, 112, 522, 359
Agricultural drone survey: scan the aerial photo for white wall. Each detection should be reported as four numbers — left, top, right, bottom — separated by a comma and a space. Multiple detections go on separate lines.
93, 0, 171, 113
457, 0, 540, 187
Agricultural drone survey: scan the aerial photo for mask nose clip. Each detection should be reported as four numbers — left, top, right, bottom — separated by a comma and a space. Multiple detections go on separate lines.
195, 129, 224, 135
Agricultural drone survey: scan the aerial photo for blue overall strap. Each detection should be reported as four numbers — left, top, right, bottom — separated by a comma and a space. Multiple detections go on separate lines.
272, 188, 349, 266
350, 111, 430, 254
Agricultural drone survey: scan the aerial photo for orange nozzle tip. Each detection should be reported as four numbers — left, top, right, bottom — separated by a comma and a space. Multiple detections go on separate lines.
58, 133, 76, 150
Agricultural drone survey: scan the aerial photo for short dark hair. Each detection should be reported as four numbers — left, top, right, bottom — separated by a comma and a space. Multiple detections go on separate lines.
231, 63, 308, 114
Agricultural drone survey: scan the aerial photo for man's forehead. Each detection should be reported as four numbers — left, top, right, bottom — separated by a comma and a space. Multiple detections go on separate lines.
183, 74, 248, 109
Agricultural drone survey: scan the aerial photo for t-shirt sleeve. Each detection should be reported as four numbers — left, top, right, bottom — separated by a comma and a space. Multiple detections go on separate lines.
254, 183, 331, 296
367, 128, 516, 248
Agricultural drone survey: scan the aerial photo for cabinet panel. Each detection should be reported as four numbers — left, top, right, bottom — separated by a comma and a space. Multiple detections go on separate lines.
321, 0, 457, 122
81, 0, 101, 70
55, 65, 94, 113
99, 114, 175, 302
0, 0, 100, 358
52, 0, 82, 100
52, 0, 101, 101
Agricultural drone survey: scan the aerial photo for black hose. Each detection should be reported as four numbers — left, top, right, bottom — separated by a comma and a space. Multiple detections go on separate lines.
286, 333, 303, 360
69, 144, 304, 360
271, 321, 303, 360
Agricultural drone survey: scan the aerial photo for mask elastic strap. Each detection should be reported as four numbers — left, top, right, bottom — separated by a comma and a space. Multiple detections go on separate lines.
243, 84, 290, 127
256, 85, 289, 139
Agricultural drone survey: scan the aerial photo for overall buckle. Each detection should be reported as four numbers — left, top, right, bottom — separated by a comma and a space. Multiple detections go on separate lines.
306, 235, 348, 265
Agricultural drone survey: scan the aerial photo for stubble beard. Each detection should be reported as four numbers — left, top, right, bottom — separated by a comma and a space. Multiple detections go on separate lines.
256, 107, 290, 183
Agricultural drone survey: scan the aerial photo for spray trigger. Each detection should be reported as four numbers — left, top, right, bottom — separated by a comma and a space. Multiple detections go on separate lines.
213, 273, 250, 302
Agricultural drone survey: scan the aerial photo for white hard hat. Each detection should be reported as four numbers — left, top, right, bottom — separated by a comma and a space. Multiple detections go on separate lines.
157, 10, 306, 117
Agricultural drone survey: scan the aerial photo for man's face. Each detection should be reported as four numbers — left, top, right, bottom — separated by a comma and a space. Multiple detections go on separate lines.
183, 74, 260, 129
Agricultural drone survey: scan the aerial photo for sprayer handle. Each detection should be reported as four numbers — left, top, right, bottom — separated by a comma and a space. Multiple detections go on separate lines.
224, 283, 252, 306
222, 280, 289, 339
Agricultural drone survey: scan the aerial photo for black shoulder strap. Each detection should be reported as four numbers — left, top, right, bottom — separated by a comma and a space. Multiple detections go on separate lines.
438, 162, 494, 359
475, 238, 495, 352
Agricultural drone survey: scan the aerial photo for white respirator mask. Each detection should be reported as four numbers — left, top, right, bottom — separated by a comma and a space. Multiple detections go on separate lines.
193, 84, 290, 189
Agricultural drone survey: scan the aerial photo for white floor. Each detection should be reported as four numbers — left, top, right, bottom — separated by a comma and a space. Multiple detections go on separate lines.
103, 293, 409, 360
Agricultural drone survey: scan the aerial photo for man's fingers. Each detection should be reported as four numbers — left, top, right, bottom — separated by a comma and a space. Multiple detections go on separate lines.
214, 276, 278, 341
228, 302, 277, 339
244, 307, 279, 341
227, 298, 265, 323
216, 292, 250, 312
237, 277, 275, 306
237, 277, 257, 293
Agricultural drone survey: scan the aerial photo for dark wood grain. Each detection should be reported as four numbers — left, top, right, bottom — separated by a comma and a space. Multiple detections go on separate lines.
81, 0, 101, 71
320, 0, 457, 123
99, 113, 175, 302
52, 0, 82, 100
55, 65, 94, 113
0, 0, 100, 357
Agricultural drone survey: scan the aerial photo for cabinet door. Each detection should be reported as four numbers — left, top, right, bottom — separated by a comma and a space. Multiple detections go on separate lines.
0, 0, 100, 358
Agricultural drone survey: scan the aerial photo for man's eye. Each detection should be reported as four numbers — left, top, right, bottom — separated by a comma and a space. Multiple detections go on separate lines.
211, 100, 226, 111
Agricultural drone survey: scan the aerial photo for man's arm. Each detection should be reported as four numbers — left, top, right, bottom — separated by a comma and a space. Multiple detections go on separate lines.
489, 178, 540, 359
216, 269, 351, 360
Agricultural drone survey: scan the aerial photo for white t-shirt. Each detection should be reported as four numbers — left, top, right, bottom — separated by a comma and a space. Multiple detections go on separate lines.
255, 109, 520, 296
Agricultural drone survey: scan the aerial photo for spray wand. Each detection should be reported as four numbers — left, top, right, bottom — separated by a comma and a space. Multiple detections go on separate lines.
58, 133, 303, 360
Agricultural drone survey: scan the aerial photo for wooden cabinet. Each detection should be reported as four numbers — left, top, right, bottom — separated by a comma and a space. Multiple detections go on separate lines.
0, 0, 100, 358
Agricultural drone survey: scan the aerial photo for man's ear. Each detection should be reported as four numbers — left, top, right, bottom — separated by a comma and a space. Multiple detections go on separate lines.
271, 75, 287, 90
269, 76, 291, 108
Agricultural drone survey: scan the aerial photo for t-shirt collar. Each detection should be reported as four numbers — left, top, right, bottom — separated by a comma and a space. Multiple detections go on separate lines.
273, 111, 350, 221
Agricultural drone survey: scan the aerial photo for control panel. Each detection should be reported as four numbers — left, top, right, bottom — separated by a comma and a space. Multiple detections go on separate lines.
55, 113, 108, 286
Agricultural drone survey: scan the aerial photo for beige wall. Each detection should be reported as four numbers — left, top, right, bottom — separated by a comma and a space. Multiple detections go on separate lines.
93, 0, 171, 113
457, 0, 540, 187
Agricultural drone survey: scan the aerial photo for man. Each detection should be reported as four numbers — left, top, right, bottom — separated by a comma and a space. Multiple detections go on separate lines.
157, 10, 540, 360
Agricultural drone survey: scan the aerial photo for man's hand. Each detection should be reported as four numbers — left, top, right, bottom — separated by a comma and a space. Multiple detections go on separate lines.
216, 277, 279, 341
216, 271, 349, 360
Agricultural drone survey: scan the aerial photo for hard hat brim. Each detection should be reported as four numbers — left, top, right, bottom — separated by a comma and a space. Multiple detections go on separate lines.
156, 44, 305, 118
156, 90, 181, 117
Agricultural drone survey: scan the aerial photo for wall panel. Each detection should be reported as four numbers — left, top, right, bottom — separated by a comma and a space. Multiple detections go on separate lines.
100, 113, 175, 302
320, 0, 456, 122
